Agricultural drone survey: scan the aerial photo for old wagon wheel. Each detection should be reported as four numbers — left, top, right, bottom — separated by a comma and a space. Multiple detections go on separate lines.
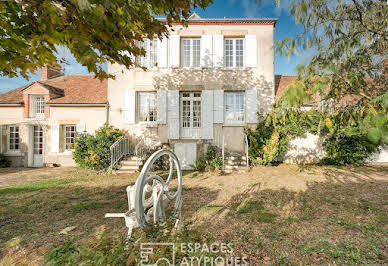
134, 149, 182, 228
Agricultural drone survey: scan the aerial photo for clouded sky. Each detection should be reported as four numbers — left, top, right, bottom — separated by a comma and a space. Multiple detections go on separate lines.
0, 0, 315, 93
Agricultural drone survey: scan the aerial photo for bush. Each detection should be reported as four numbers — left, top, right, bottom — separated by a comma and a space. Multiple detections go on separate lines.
194, 145, 223, 172
73, 124, 127, 170
0, 154, 10, 168
321, 130, 379, 165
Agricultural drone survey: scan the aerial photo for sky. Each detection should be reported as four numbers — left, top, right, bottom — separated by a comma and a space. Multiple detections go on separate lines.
0, 0, 315, 94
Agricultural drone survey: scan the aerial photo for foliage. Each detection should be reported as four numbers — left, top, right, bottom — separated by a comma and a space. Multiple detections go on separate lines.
0, 154, 10, 168
194, 145, 223, 171
246, 109, 324, 165
73, 123, 127, 170
0, 0, 213, 79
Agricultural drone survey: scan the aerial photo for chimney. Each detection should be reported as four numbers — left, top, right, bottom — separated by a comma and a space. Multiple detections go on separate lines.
40, 63, 63, 80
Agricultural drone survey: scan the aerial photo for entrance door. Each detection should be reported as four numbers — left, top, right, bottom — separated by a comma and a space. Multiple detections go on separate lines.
33, 125, 44, 167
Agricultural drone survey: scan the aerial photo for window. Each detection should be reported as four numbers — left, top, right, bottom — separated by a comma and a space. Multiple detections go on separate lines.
224, 39, 244, 67
64, 125, 76, 150
224, 92, 245, 123
181, 39, 201, 67
137, 92, 157, 122
181, 92, 201, 128
8, 125, 20, 151
33, 126, 43, 155
29, 95, 45, 118
137, 39, 158, 68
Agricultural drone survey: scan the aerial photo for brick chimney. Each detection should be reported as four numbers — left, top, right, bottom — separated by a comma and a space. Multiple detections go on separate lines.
41, 63, 62, 80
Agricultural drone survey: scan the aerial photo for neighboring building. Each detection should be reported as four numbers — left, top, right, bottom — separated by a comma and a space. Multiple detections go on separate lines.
0, 65, 107, 167
108, 14, 277, 168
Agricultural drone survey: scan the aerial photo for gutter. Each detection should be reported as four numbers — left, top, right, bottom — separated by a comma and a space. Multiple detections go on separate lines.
0, 104, 23, 106
47, 103, 108, 107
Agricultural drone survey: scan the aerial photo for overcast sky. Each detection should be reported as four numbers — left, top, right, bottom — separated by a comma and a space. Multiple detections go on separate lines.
0, 0, 315, 94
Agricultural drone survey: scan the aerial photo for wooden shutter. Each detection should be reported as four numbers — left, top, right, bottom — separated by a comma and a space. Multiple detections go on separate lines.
167, 90, 179, 139
168, 35, 180, 68
201, 35, 213, 67
245, 35, 257, 67
201, 90, 214, 139
123, 90, 136, 124
157, 37, 168, 68
245, 89, 258, 123
50, 124, 59, 153
156, 90, 167, 124
76, 123, 86, 133
213, 90, 224, 123
213, 35, 224, 67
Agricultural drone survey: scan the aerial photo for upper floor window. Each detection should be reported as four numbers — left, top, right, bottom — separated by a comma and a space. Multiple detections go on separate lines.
181, 39, 201, 67
137, 39, 158, 68
8, 125, 20, 151
64, 125, 76, 150
225, 38, 244, 67
29, 95, 45, 118
137, 92, 157, 122
224, 92, 245, 123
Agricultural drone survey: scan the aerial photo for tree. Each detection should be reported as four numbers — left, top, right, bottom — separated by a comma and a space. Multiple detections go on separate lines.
272, 0, 388, 145
0, 0, 212, 79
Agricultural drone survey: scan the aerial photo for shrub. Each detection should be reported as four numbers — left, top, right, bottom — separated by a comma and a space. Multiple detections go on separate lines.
73, 124, 127, 170
194, 145, 223, 172
0, 154, 10, 168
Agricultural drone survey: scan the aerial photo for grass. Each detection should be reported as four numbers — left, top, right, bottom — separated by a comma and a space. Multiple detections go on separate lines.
0, 165, 387, 265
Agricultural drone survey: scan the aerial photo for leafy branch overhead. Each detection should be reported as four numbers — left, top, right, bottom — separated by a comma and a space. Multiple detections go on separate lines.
0, 0, 212, 79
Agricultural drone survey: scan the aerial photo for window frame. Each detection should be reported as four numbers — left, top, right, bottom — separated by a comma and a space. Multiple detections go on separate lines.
180, 91, 202, 129
7, 125, 20, 152
224, 91, 245, 124
64, 125, 76, 151
180, 38, 201, 68
224, 38, 245, 68
29, 95, 45, 118
137, 39, 158, 68
137, 92, 157, 123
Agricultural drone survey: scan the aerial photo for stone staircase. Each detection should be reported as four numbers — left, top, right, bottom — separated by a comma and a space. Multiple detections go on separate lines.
116, 155, 143, 174
224, 154, 249, 173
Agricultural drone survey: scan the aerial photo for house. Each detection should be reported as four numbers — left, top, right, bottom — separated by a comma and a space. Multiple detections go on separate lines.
108, 14, 277, 169
0, 65, 107, 167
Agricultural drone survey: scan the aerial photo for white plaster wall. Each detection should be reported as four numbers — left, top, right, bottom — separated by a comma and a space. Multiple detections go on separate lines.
367, 146, 388, 163
283, 133, 326, 164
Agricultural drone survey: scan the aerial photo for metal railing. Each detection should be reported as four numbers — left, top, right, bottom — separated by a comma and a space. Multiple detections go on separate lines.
135, 136, 146, 169
244, 134, 249, 168
110, 136, 131, 169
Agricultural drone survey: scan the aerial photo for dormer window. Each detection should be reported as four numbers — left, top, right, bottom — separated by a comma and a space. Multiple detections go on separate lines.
29, 95, 45, 118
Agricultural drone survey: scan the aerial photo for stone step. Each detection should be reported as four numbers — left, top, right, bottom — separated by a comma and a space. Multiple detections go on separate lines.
116, 169, 137, 174
225, 160, 247, 166
226, 156, 247, 161
124, 156, 141, 161
120, 160, 138, 166
119, 165, 139, 171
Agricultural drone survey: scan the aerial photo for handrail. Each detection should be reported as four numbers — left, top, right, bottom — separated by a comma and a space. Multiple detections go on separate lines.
244, 134, 249, 168
110, 136, 131, 169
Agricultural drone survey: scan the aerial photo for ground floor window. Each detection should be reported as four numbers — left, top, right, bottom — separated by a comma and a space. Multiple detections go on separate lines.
224, 91, 245, 123
137, 92, 157, 122
8, 125, 20, 151
181, 92, 201, 128
64, 125, 76, 150
33, 126, 43, 155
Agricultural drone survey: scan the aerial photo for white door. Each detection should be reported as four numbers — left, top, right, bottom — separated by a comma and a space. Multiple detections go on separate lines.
180, 92, 201, 139
33, 125, 44, 167
174, 143, 197, 170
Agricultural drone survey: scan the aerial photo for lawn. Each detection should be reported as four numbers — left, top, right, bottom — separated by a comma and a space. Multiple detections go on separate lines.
0, 165, 387, 265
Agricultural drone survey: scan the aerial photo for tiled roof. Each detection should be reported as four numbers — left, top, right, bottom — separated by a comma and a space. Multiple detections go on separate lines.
275, 75, 297, 101
0, 75, 107, 105
158, 17, 277, 26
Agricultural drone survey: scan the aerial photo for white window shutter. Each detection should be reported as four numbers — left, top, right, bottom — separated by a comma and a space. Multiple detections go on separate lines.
50, 124, 59, 153
213, 35, 224, 67
213, 90, 224, 123
168, 35, 180, 68
167, 90, 179, 139
245, 89, 258, 123
201, 90, 214, 139
123, 90, 136, 124
201, 35, 213, 67
157, 37, 168, 68
76, 123, 86, 133
156, 90, 167, 124
245, 35, 257, 67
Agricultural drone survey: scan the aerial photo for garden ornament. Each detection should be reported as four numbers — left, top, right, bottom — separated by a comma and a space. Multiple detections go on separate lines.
105, 149, 183, 238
